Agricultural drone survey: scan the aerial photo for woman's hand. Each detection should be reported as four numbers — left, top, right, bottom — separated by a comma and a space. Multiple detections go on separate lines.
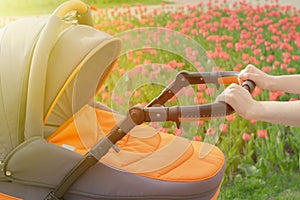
239, 64, 272, 90
216, 65, 300, 126
216, 83, 260, 119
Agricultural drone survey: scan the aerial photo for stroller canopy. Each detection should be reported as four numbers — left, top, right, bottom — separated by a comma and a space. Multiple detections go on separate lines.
0, 13, 121, 161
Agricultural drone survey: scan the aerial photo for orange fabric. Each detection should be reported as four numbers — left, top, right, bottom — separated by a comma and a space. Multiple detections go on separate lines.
218, 76, 239, 84
0, 193, 22, 200
48, 105, 225, 183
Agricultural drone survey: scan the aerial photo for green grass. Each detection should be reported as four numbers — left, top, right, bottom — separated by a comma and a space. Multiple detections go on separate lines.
219, 172, 300, 199
0, 0, 169, 16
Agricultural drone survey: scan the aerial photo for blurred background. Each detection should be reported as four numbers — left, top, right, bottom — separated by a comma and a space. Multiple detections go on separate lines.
0, 0, 169, 15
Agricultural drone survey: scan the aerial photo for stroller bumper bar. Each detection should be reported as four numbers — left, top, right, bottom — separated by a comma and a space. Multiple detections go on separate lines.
46, 71, 255, 200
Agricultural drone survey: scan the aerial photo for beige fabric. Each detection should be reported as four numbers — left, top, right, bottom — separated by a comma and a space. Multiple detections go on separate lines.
44, 25, 121, 131
25, 15, 69, 139
0, 10, 121, 159
0, 17, 47, 160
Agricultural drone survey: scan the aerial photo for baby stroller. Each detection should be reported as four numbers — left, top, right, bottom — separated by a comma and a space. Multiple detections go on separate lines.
0, 1, 255, 199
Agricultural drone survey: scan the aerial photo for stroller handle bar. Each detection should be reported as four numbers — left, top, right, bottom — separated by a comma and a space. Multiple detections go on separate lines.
147, 71, 239, 107
46, 71, 255, 200
147, 70, 253, 107
53, 0, 94, 26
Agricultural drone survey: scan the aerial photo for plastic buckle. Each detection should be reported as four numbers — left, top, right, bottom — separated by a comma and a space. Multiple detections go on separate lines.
112, 144, 120, 153
44, 192, 63, 200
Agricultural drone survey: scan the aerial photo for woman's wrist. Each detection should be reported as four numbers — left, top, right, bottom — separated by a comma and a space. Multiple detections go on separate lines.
245, 100, 264, 120
264, 74, 275, 91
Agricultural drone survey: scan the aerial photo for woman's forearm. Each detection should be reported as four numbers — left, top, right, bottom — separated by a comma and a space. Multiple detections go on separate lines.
239, 65, 300, 94
253, 100, 300, 126
268, 75, 300, 94
219, 83, 300, 126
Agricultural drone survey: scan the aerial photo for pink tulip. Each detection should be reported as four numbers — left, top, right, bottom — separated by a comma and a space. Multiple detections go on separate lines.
219, 123, 228, 133
253, 48, 261, 56
118, 68, 126, 76
141, 69, 149, 75
249, 119, 257, 124
185, 88, 195, 97
177, 62, 185, 68
242, 133, 250, 141
206, 128, 216, 136
287, 68, 296, 74
194, 97, 201, 104
269, 91, 278, 101
226, 42, 233, 49
191, 29, 198, 35
292, 55, 300, 61
102, 92, 110, 100
193, 135, 202, 141
174, 128, 184, 136
116, 96, 124, 105
205, 87, 215, 95
262, 66, 271, 73
150, 72, 158, 79
125, 91, 132, 98
250, 56, 260, 65
133, 58, 141, 64
233, 67, 240, 72
201, 98, 208, 104
161, 128, 169, 133
280, 64, 288, 70
198, 84, 206, 91
266, 55, 275, 62
168, 60, 177, 68
235, 43, 242, 52
235, 63, 243, 70
134, 91, 141, 98
252, 87, 262, 97
242, 53, 249, 61
257, 130, 268, 139
289, 98, 298, 101
273, 61, 280, 67
226, 114, 236, 122
271, 43, 277, 49
196, 120, 204, 126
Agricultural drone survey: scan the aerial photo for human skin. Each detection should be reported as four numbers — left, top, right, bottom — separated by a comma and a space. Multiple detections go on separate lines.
217, 64, 300, 126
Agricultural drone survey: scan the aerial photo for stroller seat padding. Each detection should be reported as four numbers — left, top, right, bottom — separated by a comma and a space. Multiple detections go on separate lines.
47, 105, 225, 199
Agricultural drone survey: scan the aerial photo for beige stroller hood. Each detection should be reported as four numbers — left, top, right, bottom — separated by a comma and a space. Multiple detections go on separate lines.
0, 2, 121, 161
0, 1, 226, 200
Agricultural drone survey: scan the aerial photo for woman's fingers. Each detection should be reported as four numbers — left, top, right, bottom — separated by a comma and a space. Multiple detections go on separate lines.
216, 83, 256, 119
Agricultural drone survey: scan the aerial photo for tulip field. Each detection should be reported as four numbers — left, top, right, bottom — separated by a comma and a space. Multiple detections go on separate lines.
90, 0, 300, 198
1, 0, 300, 198
93, 0, 300, 176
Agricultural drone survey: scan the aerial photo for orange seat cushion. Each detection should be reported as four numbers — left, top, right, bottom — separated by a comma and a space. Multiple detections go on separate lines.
47, 105, 225, 183
0, 193, 22, 200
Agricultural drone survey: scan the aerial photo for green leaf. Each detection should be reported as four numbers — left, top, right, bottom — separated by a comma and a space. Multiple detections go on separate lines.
238, 163, 260, 177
